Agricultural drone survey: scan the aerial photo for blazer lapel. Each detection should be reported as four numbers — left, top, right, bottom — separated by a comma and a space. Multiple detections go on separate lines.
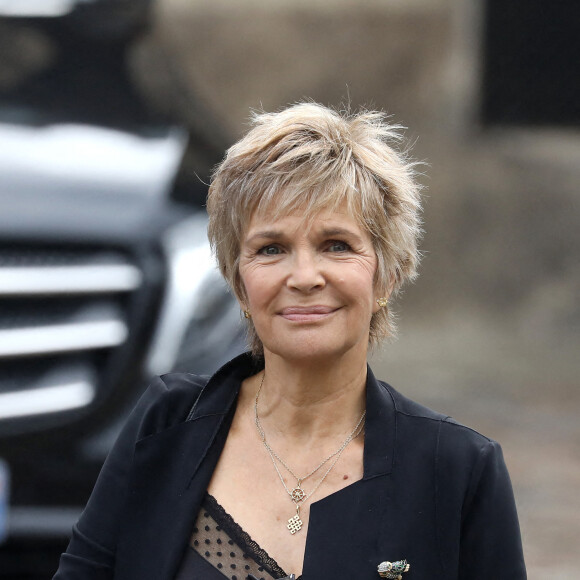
303, 476, 395, 578
115, 355, 258, 580
115, 412, 229, 579
302, 366, 398, 579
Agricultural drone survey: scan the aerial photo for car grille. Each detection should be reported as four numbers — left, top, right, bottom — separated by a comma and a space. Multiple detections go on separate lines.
0, 245, 143, 429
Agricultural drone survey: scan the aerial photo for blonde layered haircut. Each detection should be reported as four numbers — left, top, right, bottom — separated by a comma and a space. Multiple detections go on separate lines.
207, 102, 422, 356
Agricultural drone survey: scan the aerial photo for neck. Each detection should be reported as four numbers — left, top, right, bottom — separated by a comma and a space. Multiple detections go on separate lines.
254, 348, 368, 442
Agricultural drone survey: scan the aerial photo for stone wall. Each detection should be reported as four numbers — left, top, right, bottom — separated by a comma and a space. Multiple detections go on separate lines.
143, 2, 580, 576
139, 0, 579, 346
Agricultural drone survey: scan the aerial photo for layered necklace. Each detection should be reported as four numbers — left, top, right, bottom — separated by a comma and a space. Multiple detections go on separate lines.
254, 373, 366, 534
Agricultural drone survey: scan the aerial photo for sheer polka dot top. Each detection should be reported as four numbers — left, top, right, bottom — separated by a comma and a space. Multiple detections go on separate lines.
175, 493, 301, 580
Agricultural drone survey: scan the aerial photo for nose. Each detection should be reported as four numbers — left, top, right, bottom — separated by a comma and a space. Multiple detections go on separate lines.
286, 249, 325, 293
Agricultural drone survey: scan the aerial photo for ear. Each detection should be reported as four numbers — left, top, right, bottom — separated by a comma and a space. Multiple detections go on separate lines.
372, 275, 396, 313
238, 295, 249, 314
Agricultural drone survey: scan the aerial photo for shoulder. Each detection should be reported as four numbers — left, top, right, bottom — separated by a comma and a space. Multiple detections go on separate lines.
379, 380, 499, 467
131, 353, 260, 441
371, 379, 525, 577
158, 372, 210, 405
376, 381, 515, 517
128, 373, 210, 441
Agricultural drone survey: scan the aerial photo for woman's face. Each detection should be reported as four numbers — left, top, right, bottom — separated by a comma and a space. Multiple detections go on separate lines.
239, 204, 383, 363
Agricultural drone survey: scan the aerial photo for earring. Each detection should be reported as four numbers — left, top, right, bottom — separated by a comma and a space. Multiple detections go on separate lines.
243, 310, 252, 319
376, 298, 388, 308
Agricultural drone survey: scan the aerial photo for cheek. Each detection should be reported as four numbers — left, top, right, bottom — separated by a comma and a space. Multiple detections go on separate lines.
238, 268, 254, 306
357, 260, 378, 290
346, 272, 376, 310
360, 269, 380, 313
239, 268, 273, 308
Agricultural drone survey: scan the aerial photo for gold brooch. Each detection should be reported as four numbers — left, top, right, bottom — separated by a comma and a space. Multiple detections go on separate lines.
377, 560, 410, 579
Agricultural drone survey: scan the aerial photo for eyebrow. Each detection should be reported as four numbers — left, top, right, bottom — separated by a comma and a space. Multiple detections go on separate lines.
319, 227, 362, 240
244, 230, 284, 244
244, 226, 364, 244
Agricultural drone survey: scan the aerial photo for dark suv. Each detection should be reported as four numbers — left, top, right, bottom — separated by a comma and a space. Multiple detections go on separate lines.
0, 2, 243, 576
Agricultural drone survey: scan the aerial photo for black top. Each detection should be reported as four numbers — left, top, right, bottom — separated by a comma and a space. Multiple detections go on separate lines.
53, 352, 527, 579
175, 494, 301, 580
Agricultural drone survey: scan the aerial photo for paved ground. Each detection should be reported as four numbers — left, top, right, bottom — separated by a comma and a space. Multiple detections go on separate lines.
371, 309, 580, 579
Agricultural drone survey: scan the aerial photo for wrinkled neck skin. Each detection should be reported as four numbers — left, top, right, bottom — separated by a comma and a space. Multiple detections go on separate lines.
252, 345, 368, 445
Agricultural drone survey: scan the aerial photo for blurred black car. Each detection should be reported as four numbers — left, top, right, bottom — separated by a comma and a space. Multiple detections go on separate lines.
0, 1, 243, 576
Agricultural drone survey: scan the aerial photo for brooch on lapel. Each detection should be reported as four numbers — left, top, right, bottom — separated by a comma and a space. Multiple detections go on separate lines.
248, 576, 295, 580
377, 560, 410, 579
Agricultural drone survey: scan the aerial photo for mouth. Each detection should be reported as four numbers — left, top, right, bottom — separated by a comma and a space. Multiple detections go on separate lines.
279, 305, 338, 322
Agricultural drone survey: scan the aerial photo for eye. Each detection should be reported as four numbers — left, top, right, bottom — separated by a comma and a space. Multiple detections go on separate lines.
259, 244, 282, 256
327, 240, 350, 252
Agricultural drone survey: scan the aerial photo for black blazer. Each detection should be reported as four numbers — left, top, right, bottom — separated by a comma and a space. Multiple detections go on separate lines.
54, 353, 526, 579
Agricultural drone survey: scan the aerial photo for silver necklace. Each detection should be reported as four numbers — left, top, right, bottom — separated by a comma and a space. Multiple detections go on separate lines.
254, 373, 366, 534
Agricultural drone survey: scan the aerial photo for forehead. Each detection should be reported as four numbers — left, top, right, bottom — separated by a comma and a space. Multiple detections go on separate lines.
243, 202, 372, 241
242, 178, 365, 229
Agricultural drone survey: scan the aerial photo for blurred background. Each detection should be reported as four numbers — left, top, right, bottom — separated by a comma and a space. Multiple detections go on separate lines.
0, 0, 578, 578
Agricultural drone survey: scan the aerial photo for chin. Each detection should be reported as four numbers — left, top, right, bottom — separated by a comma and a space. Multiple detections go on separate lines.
264, 336, 363, 365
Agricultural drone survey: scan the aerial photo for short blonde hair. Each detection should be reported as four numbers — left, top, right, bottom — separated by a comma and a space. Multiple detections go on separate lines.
207, 102, 422, 356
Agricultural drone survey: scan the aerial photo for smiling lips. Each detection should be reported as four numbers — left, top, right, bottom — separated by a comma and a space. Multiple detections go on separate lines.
279, 306, 338, 322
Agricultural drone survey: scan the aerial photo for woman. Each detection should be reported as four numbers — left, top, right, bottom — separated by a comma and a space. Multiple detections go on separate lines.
54, 103, 526, 580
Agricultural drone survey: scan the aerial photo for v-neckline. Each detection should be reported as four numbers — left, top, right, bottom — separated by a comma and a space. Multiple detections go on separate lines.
204, 493, 303, 580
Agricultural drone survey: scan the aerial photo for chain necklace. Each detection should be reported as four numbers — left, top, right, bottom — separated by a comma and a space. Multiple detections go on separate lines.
254, 372, 366, 534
